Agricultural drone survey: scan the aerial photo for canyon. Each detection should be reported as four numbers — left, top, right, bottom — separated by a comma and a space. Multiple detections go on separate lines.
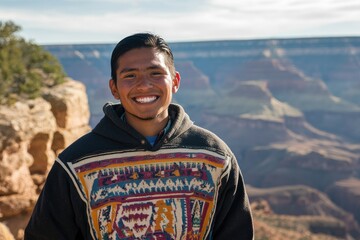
43, 37, 360, 239
1, 36, 359, 239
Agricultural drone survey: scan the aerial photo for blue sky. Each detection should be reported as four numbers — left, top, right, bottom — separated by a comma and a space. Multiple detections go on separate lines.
1, 0, 360, 44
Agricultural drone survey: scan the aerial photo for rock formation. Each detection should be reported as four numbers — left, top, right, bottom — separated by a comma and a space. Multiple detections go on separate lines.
248, 184, 360, 239
0, 222, 15, 240
326, 178, 360, 226
0, 78, 91, 240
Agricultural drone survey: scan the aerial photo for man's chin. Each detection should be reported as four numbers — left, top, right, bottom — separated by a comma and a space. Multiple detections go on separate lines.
127, 112, 157, 121
137, 116, 156, 121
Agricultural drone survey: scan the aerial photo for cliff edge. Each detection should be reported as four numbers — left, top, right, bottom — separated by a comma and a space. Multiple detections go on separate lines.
0, 78, 91, 239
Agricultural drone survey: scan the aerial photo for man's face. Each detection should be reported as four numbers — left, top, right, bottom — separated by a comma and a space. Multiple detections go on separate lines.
109, 47, 180, 123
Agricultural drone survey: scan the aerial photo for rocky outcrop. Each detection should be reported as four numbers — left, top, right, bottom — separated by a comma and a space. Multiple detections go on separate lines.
0, 222, 15, 240
251, 199, 350, 240
175, 61, 212, 90
242, 141, 358, 189
248, 185, 355, 221
326, 178, 360, 226
305, 110, 360, 142
248, 185, 360, 239
43, 79, 91, 155
0, 78, 91, 239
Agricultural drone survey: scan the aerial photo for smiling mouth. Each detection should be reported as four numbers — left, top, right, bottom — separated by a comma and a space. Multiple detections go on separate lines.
133, 96, 159, 104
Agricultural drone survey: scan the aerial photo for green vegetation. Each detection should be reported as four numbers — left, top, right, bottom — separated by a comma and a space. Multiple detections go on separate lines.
0, 21, 66, 104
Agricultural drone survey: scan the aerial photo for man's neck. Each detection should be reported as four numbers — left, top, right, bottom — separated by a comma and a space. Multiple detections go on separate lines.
125, 113, 169, 137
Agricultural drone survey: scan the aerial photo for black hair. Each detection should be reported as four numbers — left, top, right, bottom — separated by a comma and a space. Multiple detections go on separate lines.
110, 33, 175, 81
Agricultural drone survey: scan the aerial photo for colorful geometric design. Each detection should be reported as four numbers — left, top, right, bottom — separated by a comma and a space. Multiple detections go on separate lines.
68, 149, 227, 240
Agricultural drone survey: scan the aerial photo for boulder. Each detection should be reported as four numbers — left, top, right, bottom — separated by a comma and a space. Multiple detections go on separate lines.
0, 222, 15, 240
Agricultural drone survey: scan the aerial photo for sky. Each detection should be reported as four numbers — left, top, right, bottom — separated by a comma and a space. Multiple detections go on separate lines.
1, 0, 360, 45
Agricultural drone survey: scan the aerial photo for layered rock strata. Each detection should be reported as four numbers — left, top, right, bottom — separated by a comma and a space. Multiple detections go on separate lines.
0, 78, 91, 239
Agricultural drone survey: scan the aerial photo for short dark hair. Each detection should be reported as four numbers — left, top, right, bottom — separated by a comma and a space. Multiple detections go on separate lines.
111, 33, 175, 81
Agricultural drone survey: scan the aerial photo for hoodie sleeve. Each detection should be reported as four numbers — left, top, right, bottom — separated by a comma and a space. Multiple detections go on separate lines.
210, 155, 254, 240
24, 161, 85, 240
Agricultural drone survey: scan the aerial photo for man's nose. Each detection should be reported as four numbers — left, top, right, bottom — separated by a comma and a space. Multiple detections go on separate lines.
136, 75, 153, 90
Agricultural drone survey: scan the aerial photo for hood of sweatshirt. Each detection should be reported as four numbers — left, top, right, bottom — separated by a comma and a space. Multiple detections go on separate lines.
92, 102, 193, 149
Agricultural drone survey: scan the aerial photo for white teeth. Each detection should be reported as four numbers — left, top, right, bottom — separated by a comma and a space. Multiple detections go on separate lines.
135, 96, 157, 103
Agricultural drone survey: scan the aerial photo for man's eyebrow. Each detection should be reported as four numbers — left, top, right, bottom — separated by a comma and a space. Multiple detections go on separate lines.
119, 65, 164, 74
119, 68, 137, 74
147, 64, 163, 70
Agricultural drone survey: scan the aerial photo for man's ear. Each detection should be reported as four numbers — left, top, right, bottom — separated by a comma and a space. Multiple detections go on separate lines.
172, 72, 181, 93
109, 79, 120, 99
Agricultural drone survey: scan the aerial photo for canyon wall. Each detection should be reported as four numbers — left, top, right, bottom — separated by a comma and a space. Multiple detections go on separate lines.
0, 79, 91, 239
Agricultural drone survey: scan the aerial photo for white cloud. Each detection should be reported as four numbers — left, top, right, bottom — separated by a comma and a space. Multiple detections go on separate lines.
1, 0, 360, 44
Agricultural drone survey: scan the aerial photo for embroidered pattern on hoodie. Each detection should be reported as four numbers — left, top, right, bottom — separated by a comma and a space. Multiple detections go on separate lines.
69, 149, 227, 240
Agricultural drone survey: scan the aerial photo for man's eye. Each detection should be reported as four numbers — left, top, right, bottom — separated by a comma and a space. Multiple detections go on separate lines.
151, 72, 162, 76
123, 74, 136, 79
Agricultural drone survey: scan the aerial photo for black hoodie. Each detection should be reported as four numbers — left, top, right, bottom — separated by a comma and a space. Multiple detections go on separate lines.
25, 103, 254, 240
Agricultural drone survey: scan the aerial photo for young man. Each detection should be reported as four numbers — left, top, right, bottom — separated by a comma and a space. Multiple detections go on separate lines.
25, 33, 254, 239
